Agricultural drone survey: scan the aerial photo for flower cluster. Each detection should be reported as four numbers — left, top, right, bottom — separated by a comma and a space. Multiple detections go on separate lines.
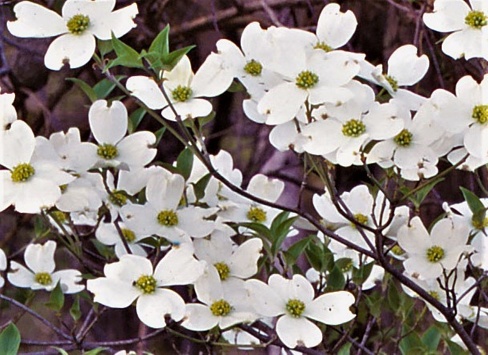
2, 0, 488, 353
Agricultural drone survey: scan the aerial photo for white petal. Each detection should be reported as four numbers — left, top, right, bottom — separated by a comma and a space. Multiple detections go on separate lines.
126, 76, 166, 110
0, 249, 6, 271
257, 83, 307, 125
7, 2, 66, 38
387, 45, 429, 86
89, 100, 128, 145
276, 316, 323, 349
229, 238, 262, 279
305, 291, 356, 325
269, 274, 315, 304
154, 244, 206, 286
51, 269, 84, 294
161, 99, 212, 121
247, 174, 284, 202
87, 277, 140, 308
164, 55, 193, 88
316, 3, 357, 49
192, 53, 233, 98
7, 261, 34, 288
24, 241, 56, 273
445, 29, 486, 60
465, 126, 488, 158
1, 120, 35, 169
62, 0, 115, 18
423, 0, 470, 32
116, 131, 157, 168
44, 33, 95, 70
103, 254, 153, 283
136, 289, 186, 328
12, 177, 61, 214
181, 303, 219, 331
90, 3, 138, 40
398, 216, 431, 253
245, 279, 284, 317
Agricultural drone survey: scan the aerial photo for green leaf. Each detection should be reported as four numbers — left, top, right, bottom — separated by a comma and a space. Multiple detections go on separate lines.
161, 45, 196, 71
93, 76, 125, 100
154, 127, 166, 146
399, 328, 424, 354
284, 236, 312, 265
66, 78, 97, 102
196, 111, 215, 127
408, 178, 444, 210
352, 261, 374, 285
97, 39, 113, 56
0, 323, 20, 355
45, 282, 65, 311
128, 107, 147, 133
83, 347, 108, 355
238, 222, 273, 241
70, 295, 82, 322
52, 347, 69, 355
445, 339, 469, 355
270, 212, 298, 256
108, 33, 144, 69
421, 326, 441, 351
91, 239, 115, 260
305, 242, 325, 272
328, 265, 346, 291
387, 280, 401, 313
227, 80, 246, 93
176, 148, 194, 180
460, 187, 485, 214
337, 342, 352, 355
149, 25, 170, 56
192, 173, 212, 201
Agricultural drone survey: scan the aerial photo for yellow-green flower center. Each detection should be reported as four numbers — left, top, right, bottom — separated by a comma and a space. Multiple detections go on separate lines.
341, 258, 354, 272
465, 10, 488, 29
97, 144, 118, 160
394, 129, 413, 147
314, 41, 333, 52
295, 70, 319, 89
134, 275, 157, 294
353, 213, 369, 226
210, 299, 232, 316
384, 74, 398, 92
391, 245, 405, 256
426, 245, 445, 263
122, 228, 136, 243
11, 163, 35, 182
157, 210, 179, 226
109, 190, 127, 207
243, 60, 263, 76
472, 216, 488, 230
214, 262, 230, 280
247, 206, 267, 223
34, 272, 52, 286
286, 299, 306, 317
66, 14, 90, 35
342, 119, 366, 137
172, 85, 193, 102
472, 105, 488, 124
51, 210, 68, 223
429, 290, 440, 300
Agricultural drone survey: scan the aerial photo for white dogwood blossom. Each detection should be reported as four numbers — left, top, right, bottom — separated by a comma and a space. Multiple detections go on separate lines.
87, 244, 205, 328
7, 0, 138, 70
246, 274, 355, 348
8, 241, 84, 293
423, 0, 488, 60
